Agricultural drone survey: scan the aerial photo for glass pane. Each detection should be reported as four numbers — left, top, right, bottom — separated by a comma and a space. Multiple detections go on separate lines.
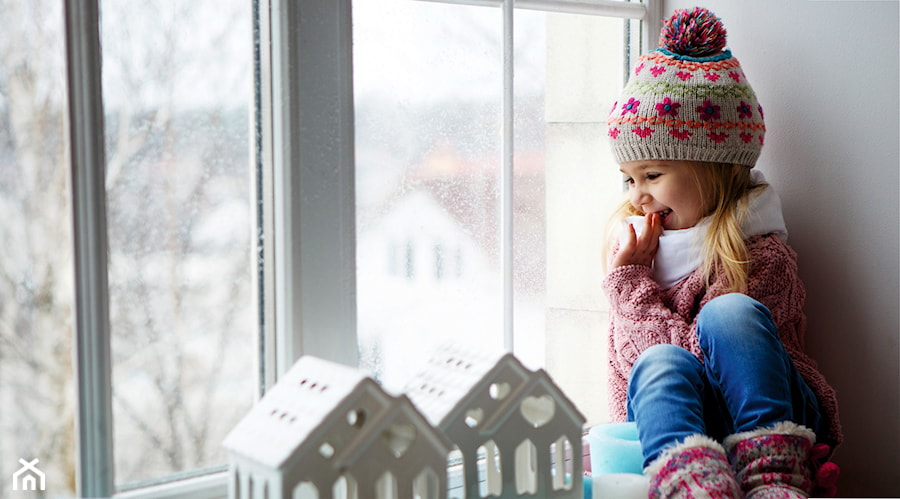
543, 13, 627, 424
0, 1, 75, 496
355, 2, 627, 425
512, 9, 547, 370
354, 0, 504, 392
100, 0, 255, 488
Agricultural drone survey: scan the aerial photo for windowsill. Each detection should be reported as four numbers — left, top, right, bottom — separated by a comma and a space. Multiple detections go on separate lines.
115, 472, 228, 499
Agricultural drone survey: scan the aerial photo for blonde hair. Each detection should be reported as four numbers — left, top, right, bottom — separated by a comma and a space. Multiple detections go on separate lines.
605, 162, 766, 293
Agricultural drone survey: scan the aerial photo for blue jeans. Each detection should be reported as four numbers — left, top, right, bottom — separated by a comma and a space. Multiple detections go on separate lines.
626, 293, 824, 468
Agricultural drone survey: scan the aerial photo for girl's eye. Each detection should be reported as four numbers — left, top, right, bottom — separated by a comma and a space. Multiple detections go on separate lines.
623, 177, 634, 186
646, 173, 661, 180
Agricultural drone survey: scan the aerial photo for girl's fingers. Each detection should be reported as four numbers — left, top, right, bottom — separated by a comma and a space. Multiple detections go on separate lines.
613, 216, 661, 268
611, 223, 637, 268
622, 222, 637, 252
639, 213, 661, 251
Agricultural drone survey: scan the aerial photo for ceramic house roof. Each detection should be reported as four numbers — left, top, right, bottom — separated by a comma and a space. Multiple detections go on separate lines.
222, 356, 380, 469
404, 345, 521, 428
405, 344, 585, 432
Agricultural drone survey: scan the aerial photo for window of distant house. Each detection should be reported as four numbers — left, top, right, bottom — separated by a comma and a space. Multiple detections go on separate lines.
354, 0, 640, 424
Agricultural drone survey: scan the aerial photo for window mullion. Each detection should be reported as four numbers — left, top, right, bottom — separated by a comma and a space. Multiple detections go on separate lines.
416, 0, 647, 18
267, 0, 358, 378
64, 0, 115, 496
256, 0, 278, 396
501, 0, 514, 352
640, 0, 663, 54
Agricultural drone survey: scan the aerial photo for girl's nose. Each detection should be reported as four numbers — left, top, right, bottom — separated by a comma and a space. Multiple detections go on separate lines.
629, 184, 651, 208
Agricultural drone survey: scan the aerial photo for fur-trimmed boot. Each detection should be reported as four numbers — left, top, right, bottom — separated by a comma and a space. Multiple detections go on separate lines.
724, 421, 816, 499
645, 434, 742, 499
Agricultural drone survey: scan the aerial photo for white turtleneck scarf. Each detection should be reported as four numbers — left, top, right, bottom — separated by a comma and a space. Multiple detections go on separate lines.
621, 170, 788, 290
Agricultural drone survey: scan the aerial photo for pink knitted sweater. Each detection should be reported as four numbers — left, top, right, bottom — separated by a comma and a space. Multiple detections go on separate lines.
602, 233, 843, 447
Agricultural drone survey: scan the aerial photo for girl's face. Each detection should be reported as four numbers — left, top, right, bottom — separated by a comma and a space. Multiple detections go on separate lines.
620, 160, 708, 230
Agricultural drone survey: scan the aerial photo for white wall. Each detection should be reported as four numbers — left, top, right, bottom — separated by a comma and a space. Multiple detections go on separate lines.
662, 1, 900, 496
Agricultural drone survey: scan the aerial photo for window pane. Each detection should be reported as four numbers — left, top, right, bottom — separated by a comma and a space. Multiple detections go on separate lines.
355, 2, 628, 425
512, 9, 548, 371
354, 0, 504, 392
544, 13, 627, 424
100, 1, 255, 487
0, 1, 75, 495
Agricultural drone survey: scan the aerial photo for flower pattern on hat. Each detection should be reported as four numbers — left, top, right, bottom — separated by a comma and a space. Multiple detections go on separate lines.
656, 97, 681, 117
696, 100, 721, 121
621, 97, 641, 115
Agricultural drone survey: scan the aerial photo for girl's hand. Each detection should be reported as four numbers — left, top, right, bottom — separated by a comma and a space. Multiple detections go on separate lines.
611, 212, 663, 269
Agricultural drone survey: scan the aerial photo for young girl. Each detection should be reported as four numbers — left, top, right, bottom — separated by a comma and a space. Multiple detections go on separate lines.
603, 8, 842, 499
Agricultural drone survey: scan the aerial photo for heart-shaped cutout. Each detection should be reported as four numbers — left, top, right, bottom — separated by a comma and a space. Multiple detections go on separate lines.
465, 408, 484, 428
489, 382, 510, 400
520, 395, 555, 428
382, 423, 417, 459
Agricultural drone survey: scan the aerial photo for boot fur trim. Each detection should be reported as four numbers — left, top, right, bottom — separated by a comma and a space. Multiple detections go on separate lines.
723, 421, 816, 452
645, 433, 727, 475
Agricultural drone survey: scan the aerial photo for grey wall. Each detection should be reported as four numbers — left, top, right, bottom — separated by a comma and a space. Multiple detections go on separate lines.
661, 1, 900, 496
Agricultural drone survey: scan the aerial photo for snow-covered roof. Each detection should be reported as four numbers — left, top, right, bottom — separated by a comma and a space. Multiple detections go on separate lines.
222, 356, 373, 469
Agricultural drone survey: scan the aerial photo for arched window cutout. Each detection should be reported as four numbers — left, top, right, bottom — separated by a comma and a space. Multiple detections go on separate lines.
376, 471, 398, 499
515, 439, 538, 495
477, 440, 502, 498
293, 482, 319, 499
550, 435, 574, 491
413, 467, 439, 499
333, 474, 358, 499
447, 448, 465, 499
233, 468, 242, 499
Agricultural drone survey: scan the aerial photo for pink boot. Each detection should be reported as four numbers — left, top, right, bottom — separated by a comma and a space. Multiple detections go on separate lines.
645, 434, 742, 499
724, 421, 816, 499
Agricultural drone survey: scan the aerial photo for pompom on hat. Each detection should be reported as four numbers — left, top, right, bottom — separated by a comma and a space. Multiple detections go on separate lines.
608, 7, 765, 167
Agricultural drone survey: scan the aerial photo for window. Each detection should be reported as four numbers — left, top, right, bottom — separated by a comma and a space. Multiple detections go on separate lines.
0, 0, 655, 496
100, 0, 255, 489
353, 0, 653, 422
0, 1, 73, 496
1, 0, 254, 496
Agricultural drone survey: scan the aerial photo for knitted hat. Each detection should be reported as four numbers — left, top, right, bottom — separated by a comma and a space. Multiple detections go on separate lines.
607, 8, 765, 167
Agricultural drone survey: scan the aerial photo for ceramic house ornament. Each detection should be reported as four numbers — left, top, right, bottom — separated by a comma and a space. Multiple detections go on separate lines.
223, 356, 452, 499
405, 344, 587, 499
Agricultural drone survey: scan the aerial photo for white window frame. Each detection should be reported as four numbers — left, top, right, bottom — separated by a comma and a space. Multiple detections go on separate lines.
65, 0, 658, 497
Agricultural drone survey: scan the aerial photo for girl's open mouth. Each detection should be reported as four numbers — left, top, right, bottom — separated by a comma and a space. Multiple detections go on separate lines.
657, 209, 673, 226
